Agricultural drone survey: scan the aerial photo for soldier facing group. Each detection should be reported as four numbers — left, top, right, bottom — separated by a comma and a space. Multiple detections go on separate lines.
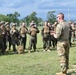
54, 13, 70, 75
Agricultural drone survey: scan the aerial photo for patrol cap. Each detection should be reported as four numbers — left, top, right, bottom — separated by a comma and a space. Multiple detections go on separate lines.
0, 21, 5, 25
12, 23, 16, 27
5, 22, 9, 25
30, 22, 35, 27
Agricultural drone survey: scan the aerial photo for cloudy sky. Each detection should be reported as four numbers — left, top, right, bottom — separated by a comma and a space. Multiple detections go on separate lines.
0, 0, 76, 21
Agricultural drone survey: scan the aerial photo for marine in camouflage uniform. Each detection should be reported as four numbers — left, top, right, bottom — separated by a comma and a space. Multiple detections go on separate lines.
71, 23, 76, 42
5, 22, 11, 50
0, 21, 7, 52
54, 13, 70, 75
10, 23, 19, 53
28, 23, 39, 53
0, 21, 5, 54
41, 21, 50, 51
48, 22, 57, 48
19, 22, 28, 49
68, 22, 73, 47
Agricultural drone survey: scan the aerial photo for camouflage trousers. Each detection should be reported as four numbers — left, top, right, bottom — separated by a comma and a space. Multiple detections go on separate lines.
43, 34, 50, 50
29, 36, 36, 51
57, 41, 70, 73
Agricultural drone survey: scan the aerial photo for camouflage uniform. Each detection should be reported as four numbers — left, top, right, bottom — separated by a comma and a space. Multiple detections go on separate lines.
68, 22, 73, 47
0, 28, 5, 54
10, 24, 19, 53
5, 22, 11, 50
55, 21, 70, 74
19, 26, 28, 49
50, 25, 57, 48
28, 24, 39, 52
41, 25, 50, 51
71, 23, 76, 42
0, 21, 7, 52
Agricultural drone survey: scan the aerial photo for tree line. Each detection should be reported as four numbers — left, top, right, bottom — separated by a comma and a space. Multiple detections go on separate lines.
0, 11, 57, 26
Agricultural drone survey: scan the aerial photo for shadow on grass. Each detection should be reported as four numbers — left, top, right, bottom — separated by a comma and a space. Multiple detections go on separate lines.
0, 46, 57, 56
70, 43, 76, 47
67, 69, 76, 75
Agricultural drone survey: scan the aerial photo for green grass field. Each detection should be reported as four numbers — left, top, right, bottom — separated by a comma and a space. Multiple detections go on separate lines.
0, 27, 76, 75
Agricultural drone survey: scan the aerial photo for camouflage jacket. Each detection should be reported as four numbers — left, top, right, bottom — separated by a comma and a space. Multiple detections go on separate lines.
55, 21, 69, 41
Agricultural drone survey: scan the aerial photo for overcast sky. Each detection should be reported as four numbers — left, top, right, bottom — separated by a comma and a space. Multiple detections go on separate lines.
0, 0, 76, 21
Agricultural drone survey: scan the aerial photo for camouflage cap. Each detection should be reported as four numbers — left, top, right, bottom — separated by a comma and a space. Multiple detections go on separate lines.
0, 21, 5, 25
12, 23, 16, 27
5, 22, 9, 25
30, 22, 35, 27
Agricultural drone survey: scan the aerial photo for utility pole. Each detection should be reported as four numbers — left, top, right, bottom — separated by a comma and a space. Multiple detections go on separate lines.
68, 1, 70, 21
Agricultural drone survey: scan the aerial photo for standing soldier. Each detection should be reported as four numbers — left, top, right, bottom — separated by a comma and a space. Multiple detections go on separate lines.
41, 21, 50, 51
0, 21, 7, 52
71, 23, 76, 42
68, 21, 73, 47
10, 23, 19, 53
54, 13, 70, 75
28, 22, 39, 53
5, 22, 11, 50
48, 22, 57, 48
0, 21, 6, 54
19, 22, 28, 50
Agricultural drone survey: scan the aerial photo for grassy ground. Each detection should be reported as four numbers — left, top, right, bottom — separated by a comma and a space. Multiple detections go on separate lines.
0, 27, 76, 75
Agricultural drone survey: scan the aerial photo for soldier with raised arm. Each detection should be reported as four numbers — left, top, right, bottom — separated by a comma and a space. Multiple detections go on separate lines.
41, 21, 51, 51
54, 13, 70, 75
19, 22, 28, 50
10, 23, 19, 53
28, 22, 39, 53
5, 22, 11, 50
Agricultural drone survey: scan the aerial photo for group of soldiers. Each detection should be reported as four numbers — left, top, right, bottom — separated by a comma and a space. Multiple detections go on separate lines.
0, 21, 19, 54
0, 13, 76, 75
68, 21, 76, 46
41, 21, 58, 52
0, 20, 59, 54
0, 20, 40, 54
0, 19, 76, 55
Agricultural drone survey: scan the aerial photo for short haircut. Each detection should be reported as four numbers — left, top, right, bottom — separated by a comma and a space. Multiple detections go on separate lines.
58, 13, 64, 19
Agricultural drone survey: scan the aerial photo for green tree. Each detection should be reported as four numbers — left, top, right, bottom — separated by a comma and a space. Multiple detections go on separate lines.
37, 18, 43, 26
22, 12, 41, 26
47, 10, 56, 24
28, 12, 44, 26
0, 14, 9, 22
29, 12, 38, 25
7, 11, 20, 25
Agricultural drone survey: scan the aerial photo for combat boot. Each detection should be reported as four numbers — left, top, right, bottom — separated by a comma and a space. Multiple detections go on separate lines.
47, 49, 50, 52
44, 48, 47, 52
56, 72, 67, 75
28, 50, 30, 53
